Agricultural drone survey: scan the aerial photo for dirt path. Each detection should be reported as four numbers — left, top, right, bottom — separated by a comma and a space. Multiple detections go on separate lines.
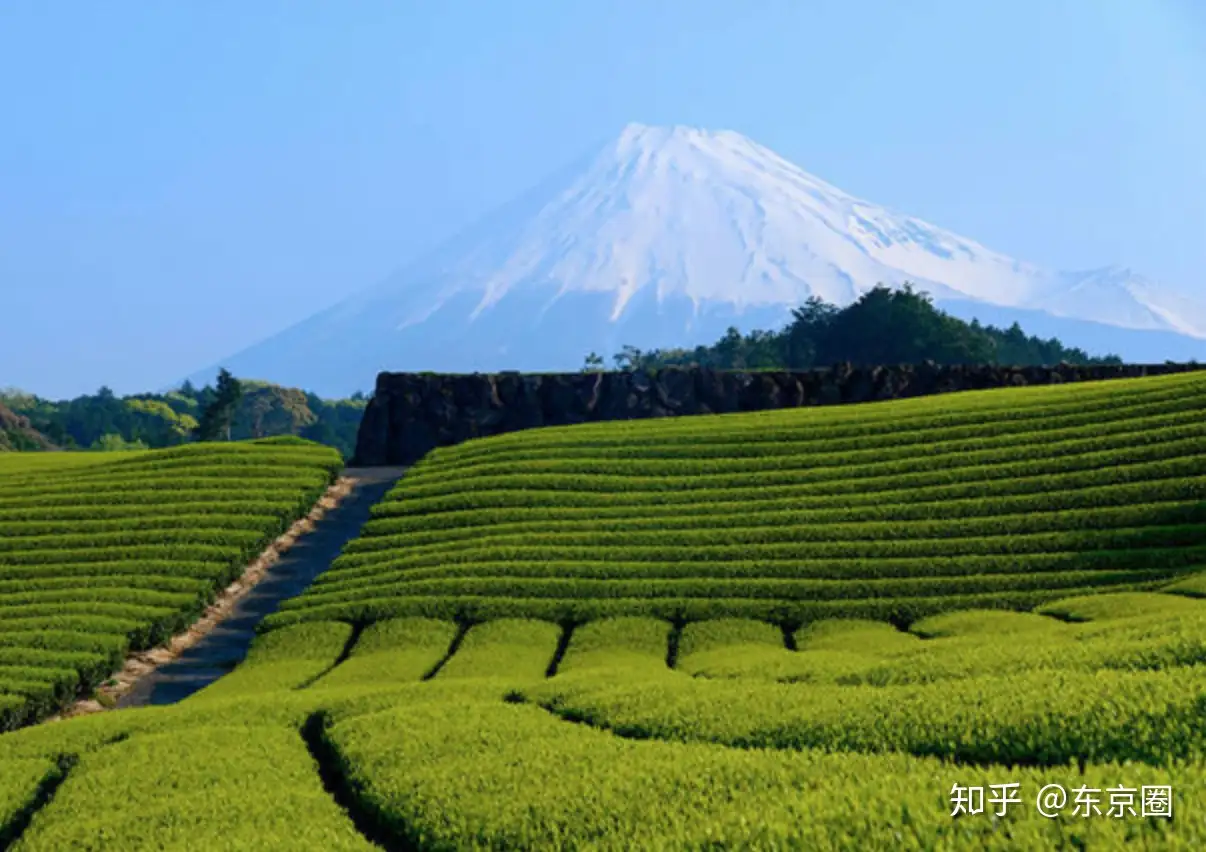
112, 466, 408, 709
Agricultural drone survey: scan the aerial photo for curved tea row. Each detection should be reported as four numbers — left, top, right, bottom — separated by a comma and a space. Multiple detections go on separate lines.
4, 596, 1206, 848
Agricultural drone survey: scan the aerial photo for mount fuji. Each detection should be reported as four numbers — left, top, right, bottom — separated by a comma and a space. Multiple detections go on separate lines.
188, 123, 1206, 396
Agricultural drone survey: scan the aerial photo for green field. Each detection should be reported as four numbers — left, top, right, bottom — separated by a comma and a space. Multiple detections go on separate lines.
2, 373, 1206, 849
0, 437, 342, 729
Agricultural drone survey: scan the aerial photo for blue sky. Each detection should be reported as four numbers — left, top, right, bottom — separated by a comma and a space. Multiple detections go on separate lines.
3, 0, 1205, 398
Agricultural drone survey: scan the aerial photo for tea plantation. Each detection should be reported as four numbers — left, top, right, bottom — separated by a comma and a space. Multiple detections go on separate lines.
275, 369, 1206, 626
0, 438, 342, 729
2, 372, 1206, 849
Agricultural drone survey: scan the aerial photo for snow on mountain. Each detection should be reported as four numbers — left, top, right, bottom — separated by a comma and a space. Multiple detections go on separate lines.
1035, 266, 1205, 337
188, 123, 1206, 396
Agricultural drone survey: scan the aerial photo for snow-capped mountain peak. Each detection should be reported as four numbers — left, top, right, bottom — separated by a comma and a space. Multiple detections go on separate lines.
406, 121, 1069, 320
188, 123, 1206, 396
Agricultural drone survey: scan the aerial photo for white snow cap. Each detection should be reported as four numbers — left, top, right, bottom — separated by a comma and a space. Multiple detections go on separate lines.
357, 121, 1200, 337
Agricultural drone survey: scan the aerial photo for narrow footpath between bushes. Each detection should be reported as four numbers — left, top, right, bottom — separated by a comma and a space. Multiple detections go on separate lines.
115, 466, 408, 709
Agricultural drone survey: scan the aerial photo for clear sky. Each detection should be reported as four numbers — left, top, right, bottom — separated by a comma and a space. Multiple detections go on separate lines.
3, 0, 1205, 398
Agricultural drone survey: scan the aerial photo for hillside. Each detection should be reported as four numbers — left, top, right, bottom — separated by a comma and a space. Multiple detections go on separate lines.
2, 374, 1206, 847
273, 370, 1206, 626
0, 402, 56, 452
0, 439, 342, 729
185, 123, 1206, 396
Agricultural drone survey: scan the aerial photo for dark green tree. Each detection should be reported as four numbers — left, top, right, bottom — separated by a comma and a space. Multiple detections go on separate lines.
782, 296, 840, 367
812, 285, 995, 365
195, 369, 244, 441
613, 345, 644, 371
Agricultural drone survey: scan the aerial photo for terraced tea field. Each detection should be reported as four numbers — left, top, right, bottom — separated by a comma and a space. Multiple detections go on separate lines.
273, 369, 1206, 626
2, 372, 1206, 849
0, 438, 342, 729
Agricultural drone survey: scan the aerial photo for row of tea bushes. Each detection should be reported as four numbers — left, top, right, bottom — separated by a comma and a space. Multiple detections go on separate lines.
0, 439, 342, 729
269, 372, 1206, 629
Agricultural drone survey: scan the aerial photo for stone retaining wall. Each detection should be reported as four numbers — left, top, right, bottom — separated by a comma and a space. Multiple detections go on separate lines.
352, 362, 1204, 466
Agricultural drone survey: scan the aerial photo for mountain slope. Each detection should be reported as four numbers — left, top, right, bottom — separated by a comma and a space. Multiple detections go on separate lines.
1035, 266, 1205, 336
189, 123, 1206, 395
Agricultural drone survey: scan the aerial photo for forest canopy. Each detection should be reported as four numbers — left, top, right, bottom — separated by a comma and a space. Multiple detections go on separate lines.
0, 379, 368, 459
587, 285, 1123, 371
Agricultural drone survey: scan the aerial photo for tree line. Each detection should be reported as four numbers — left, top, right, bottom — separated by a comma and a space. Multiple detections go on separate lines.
1, 371, 369, 458
584, 285, 1123, 371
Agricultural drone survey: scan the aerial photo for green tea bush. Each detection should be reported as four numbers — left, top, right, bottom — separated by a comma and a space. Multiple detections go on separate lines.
529, 665, 1206, 768
308, 617, 458, 689
555, 616, 671, 674
7, 725, 376, 851
322, 694, 1206, 850
432, 618, 561, 681
190, 621, 354, 701
0, 757, 63, 849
